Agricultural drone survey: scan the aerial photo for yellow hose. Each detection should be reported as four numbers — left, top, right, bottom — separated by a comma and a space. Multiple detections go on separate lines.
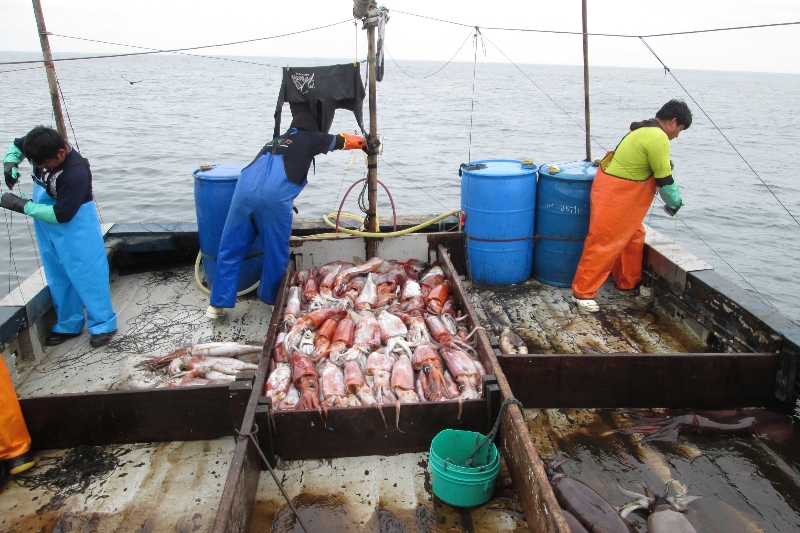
194, 251, 259, 296
320, 209, 461, 238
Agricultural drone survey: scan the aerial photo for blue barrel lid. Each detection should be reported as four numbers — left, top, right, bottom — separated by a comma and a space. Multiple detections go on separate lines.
538, 160, 597, 181
192, 162, 249, 181
461, 159, 538, 177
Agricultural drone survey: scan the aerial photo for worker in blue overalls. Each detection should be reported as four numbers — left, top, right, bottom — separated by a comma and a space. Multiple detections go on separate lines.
206, 105, 366, 318
1, 126, 117, 348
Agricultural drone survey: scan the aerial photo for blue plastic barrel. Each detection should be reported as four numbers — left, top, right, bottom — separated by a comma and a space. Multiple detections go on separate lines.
460, 159, 538, 284
532, 161, 596, 287
193, 163, 264, 292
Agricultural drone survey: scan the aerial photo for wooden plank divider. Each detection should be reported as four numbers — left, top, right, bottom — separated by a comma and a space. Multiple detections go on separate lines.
437, 245, 569, 533
211, 259, 295, 533
499, 352, 781, 409
21, 385, 235, 449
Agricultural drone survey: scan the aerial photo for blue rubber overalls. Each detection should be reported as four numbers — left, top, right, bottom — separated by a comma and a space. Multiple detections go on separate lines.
32, 183, 117, 335
209, 149, 305, 307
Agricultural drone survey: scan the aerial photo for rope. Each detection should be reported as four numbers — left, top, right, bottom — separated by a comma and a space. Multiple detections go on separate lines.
391, 10, 800, 39
640, 37, 800, 231
464, 398, 523, 468
0, 21, 352, 66
236, 425, 310, 533
384, 28, 474, 79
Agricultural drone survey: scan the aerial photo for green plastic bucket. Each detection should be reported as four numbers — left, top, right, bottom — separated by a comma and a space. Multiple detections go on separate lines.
429, 429, 500, 507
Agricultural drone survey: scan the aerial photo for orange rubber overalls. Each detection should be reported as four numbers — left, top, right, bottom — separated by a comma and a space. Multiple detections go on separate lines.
572, 166, 656, 300
0, 358, 31, 461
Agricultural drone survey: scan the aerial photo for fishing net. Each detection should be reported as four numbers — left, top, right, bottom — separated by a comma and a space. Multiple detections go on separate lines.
14, 446, 125, 509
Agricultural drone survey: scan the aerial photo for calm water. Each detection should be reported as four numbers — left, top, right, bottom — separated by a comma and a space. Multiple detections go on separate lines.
1, 52, 799, 323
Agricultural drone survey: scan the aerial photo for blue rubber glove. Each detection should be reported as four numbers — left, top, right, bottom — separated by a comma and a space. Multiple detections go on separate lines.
3, 144, 23, 190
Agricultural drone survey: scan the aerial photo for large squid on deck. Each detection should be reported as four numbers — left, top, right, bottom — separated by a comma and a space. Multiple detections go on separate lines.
617, 480, 700, 533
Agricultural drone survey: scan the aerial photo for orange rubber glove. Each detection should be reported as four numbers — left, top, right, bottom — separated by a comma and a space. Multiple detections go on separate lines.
339, 133, 366, 151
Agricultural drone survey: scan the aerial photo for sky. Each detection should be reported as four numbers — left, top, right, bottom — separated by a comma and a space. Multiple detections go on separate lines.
2, 0, 800, 74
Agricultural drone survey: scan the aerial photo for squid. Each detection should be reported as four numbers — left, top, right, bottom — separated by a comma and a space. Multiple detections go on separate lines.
617, 480, 700, 533
264, 362, 292, 407
365, 350, 397, 405
333, 256, 384, 296
391, 354, 420, 432
412, 344, 450, 402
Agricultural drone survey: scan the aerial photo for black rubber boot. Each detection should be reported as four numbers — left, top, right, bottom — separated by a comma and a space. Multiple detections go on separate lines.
90, 330, 117, 348
6, 451, 35, 475
45, 332, 80, 346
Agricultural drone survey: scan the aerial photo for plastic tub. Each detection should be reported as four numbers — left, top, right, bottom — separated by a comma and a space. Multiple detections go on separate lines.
193, 163, 264, 292
533, 161, 596, 287
460, 159, 538, 284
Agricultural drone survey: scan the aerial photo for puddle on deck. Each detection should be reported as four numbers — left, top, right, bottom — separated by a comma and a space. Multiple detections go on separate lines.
526, 407, 800, 532
249, 453, 528, 533
467, 278, 709, 354
14, 265, 273, 396
0, 438, 234, 532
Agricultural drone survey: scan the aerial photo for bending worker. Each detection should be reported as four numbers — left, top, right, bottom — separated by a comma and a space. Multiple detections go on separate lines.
206, 105, 366, 318
572, 99, 692, 313
1, 126, 117, 347
1, 357, 35, 481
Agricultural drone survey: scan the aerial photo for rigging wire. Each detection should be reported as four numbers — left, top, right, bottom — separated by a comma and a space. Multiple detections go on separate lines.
384, 28, 474, 79
391, 10, 800, 39
0, 20, 352, 66
639, 37, 800, 229
478, 31, 609, 154
377, 156, 449, 211
0, 65, 47, 75
42, 33, 285, 68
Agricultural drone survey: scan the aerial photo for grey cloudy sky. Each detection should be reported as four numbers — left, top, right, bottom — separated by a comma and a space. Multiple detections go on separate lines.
3, 0, 800, 74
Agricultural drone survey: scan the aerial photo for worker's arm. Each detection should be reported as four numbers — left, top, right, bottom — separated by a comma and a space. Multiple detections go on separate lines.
648, 136, 683, 215
0, 192, 59, 223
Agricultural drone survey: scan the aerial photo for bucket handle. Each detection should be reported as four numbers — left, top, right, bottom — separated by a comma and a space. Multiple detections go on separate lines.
464, 398, 524, 468
443, 458, 487, 473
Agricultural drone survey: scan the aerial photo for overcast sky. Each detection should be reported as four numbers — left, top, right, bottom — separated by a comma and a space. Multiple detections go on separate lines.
3, 0, 799, 74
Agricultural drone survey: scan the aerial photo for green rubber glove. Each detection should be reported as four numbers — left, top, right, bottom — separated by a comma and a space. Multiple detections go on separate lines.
657, 182, 683, 212
4, 144, 23, 190
23, 201, 58, 223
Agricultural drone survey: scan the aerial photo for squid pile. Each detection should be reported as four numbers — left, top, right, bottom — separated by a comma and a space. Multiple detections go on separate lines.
264, 257, 487, 424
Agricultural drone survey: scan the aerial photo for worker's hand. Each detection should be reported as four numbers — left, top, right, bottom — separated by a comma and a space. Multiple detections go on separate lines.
339, 133, 366, 151
4, 163, 19, 190
663, 203, 681, 217
4, 143, 24, 190
0, 192, 31, 214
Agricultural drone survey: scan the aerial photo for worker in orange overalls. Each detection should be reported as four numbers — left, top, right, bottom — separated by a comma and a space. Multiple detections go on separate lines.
572, 99, 692, 313
1, 357, 35, 480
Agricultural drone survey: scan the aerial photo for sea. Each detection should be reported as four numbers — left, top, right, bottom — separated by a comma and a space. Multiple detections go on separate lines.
1, 52, 799, 324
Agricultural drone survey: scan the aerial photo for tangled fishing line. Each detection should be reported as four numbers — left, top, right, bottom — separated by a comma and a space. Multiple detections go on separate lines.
14, 446, 126, 510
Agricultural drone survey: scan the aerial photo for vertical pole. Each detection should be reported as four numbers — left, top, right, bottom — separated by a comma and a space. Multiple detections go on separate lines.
32, 0, 68, 140
365, 24, 379, 259
581, 0, 591, 162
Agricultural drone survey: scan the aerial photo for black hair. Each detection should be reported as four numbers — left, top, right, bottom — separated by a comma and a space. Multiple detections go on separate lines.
22, 125, 67, 165
656, 99, 693, 130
